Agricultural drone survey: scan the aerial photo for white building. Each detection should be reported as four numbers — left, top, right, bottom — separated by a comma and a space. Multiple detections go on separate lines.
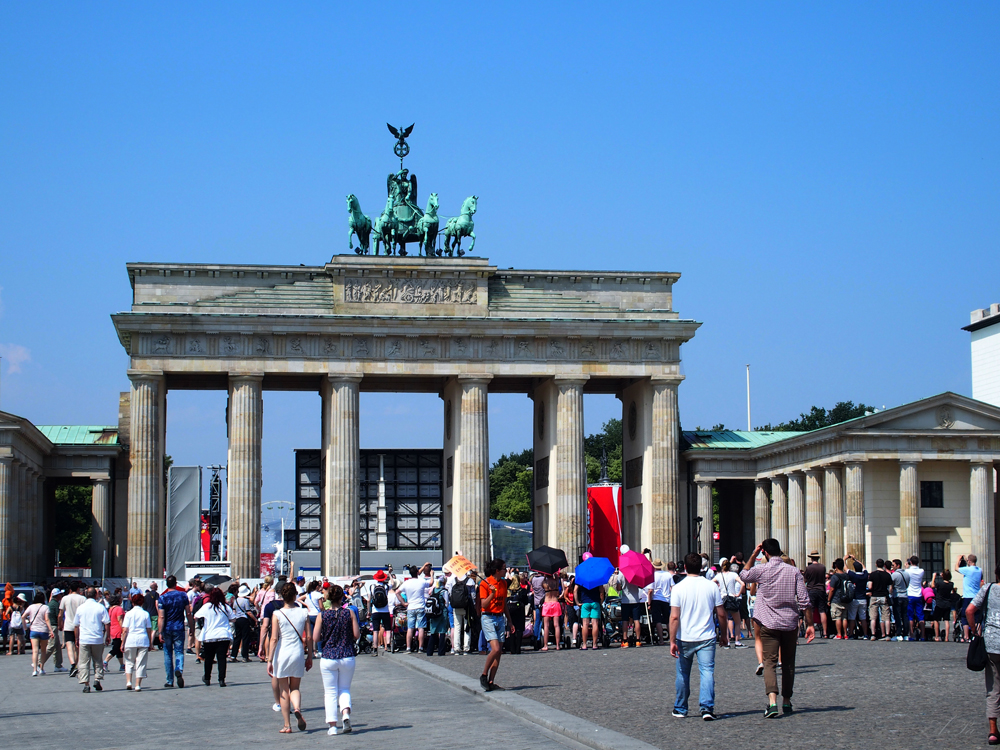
966, 304, 1000, 408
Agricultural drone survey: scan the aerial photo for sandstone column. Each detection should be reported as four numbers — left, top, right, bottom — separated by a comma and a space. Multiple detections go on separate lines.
787, 472, 806, 567
12, 463, 24, 579
805, 468, 824, 560
845, 461, 865, 562
651, 379, 682, 563
0, 457, 13, 581
899, 461, 920, 562
91, 478, 112, 578
34, 472, 45, 579
824, 465, 844, 565
770, 476, 788, 554
227, 374, 264, 579
971, 462, 995, 580
458, 376, 491, 569
322, 375, 361, 577
127, 372, 165, 577
26, 470, 39, 580
754, 479, 770, 544
696, 480, 713, 557
554, 378, 587, 570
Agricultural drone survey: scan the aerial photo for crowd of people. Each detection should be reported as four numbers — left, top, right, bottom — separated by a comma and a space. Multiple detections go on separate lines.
2, 542, 997, 741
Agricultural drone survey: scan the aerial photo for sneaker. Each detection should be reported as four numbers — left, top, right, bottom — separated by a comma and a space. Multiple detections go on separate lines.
489, 682, 505, 691
82, 685, 90, 693
479, 674, 490, 691
341, 711, 352, 734
272, 703, 281, 712
328, 727, 338, 736
69, 667, 79, 677
764, 704, 779, 718
176, 672, 184, 688
134, 685, 141, 692
94, 682, 102, 692
671, 710, 686, 718
126, 684, 132, 690
734, 642, 747, 649
202, 676, 210, 686
620, 642, 629, 648
755, 662, 764, 676
119, 664, 126, 671
782, 702, 793, 714
54, 667, 67, 673
219, 679, 227, 687
701, 711, 716, 721
38, 668, 45, 676
833, 635, 843, 640
31, 669, 37, 677
164, 682, 174, 688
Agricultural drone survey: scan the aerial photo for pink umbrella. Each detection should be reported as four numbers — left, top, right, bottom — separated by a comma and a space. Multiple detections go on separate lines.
619, 550, 654, 588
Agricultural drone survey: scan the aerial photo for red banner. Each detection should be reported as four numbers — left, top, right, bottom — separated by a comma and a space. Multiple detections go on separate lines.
260, 553, 276, 577
200, 513, 211, 561
587, 485, 623, 567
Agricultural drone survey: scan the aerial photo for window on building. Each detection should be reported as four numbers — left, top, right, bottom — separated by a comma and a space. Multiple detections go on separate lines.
920, 541, 945, 577
920, 480, 943, 508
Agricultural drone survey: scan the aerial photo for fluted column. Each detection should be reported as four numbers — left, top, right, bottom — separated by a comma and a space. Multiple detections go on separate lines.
754, 479, 770, 544
899, 461, 920, 562
26, 470, 38, 580
0, 457, 13, 581
770, 476, 788, 554
227, 374, 263, 579
322, 375, 361, 577
458, 376, 491, 569
33, 473, 45, 579
91, 478, 112, 579
14, 463, 26, 579
787, 472, 806, 567
696, 480, 713, 557
127, 372, 165, 577
554, 378, 587, 570
845, 461, 865, 561
824, 465, 844, 565
971, 462, 995, 580
651, 378, 682, 562
805, 468, 824, 561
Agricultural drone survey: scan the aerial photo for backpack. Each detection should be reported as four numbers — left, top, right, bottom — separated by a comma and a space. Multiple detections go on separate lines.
841, 575, 856, 601
371, 584, 388, 610
425, 590, 444, 617
450, 579, 470, 609
10, 610, 22, 629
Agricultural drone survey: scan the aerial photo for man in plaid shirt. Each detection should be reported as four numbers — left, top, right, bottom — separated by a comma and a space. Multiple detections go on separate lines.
740, 538, 815, 718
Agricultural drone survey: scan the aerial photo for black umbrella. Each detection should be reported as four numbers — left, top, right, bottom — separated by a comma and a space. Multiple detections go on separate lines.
201, 574, 233, 587
526, 546, 569, 575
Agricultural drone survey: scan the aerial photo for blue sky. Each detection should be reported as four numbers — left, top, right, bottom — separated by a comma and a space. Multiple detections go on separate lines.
1, 4, 997, 506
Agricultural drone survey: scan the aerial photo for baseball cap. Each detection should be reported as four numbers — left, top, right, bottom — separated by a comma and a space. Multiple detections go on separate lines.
50, 588, 64, 597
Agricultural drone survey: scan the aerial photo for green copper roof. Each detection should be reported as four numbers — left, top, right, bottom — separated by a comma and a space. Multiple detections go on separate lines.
35, 425, 120, 446
681, 430, 808, 451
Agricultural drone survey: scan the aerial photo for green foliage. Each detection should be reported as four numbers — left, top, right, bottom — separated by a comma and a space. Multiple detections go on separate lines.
757, 401, 875, 432
54, 485, 92, 567
584, 418, 622, 483
492, 469, 533, 523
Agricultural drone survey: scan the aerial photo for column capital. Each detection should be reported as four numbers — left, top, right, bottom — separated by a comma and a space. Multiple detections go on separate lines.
326, 374, 363, 385
457, 374, 493, 386
650, 376, 684, 387
92, 476, 112, 486
127, 369, 164, 383
804, 467, 823, 477
229, 372, 265, 383
694, 478, 714, 487
898, 456, 923, 466
754, 478, 771, 488
553, 376, 589, 387
0, 456, 11, 466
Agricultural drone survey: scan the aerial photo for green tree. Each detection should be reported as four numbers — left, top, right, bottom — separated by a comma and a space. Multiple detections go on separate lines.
584, 418, 622, 483
492, 469, 533, 523
757, 401, 875, 432
54, 485, 92, 567
489, 449, 533, 520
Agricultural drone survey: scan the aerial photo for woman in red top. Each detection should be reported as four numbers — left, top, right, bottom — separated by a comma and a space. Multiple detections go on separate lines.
479, 559, 508, 692
104, 595, 126, 672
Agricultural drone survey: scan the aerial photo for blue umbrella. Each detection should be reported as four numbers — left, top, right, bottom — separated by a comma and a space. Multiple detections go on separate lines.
574, 556, 614, 590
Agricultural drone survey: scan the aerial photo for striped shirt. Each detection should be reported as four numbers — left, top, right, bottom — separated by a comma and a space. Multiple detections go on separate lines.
739, 556, 811, 631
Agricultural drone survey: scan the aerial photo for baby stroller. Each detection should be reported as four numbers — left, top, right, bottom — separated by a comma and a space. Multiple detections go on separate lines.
601, 596, 622, 648
391, 604, 408, 652
356, 622, 375, 655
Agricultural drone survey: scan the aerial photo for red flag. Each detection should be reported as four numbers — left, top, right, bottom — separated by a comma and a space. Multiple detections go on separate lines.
587, 485, 623, 567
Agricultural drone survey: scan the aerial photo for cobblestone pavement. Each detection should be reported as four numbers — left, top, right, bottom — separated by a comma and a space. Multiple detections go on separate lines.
414, 638, 991, 750
0, 649, 590, 749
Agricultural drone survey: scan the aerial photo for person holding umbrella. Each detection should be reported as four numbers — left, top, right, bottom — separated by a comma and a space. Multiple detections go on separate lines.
613, 549, 655, 647
479, 559, 509, 692
574, 555, 613, 650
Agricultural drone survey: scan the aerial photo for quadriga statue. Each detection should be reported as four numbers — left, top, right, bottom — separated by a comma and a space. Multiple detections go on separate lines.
441, 195, 477, 256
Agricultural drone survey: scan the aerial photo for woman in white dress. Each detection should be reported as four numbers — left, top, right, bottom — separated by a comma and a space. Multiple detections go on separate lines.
715, 561, 747, 649
267, 583, 312, 733
121, 593, 152, 691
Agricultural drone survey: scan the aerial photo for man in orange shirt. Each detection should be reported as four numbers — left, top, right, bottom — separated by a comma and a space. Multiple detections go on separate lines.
479, 558, 508, 692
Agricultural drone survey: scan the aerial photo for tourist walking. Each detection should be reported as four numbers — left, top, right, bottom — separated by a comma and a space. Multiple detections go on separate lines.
424, 576, 450, 656
229, 584, 255, 662
670, 553, 727, 719
966, 563, 1000, 746
157, 575, 193, 688
479, 558, 509, 691
740, 539, 814, 718
400, 566, 429, 653
715, 562, 746, 648
194, 587, 237, 686
104, 595, 125, 672
23, 592, 52, 676
58, 581, 86, 676
960, 554, 984, 642
73, 587, 110, 693
45, 588, 66, 672
313, 585, 359, 735
449, 571, 475, 655
268, 583, 312, 733
8, 595, 25, 655
121, 593, 151, 691
255, 575, 278, 660
804, 551, 828, 637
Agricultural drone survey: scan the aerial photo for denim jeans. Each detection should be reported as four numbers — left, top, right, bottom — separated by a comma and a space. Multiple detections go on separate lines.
162, 630, 185, 683
674, 638, 716, 715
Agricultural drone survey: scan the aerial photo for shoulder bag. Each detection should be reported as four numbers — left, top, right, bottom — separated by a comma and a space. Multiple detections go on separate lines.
721, 573, 741, 612
279, 609, 310, 657
967, 584, 991, 672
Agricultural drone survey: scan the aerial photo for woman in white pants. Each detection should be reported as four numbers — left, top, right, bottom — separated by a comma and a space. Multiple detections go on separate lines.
121, 593, 152, 691
313, 585, 360, 736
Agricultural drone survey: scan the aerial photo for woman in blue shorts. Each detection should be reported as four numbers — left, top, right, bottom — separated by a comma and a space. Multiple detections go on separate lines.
575, 580, 604, 649
23, 592, 53, 676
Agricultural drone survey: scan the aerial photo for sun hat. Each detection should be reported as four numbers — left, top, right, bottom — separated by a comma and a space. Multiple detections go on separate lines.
652, 559, 664, 570
373, 570, 388, 582
807, 550, 821, 559
15, 593, 26, 602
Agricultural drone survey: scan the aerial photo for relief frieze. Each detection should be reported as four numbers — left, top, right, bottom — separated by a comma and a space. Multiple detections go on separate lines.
344, 277, 477, 305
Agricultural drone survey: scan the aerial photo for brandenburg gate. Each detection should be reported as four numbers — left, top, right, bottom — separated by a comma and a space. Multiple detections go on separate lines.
112, 255, 699, 578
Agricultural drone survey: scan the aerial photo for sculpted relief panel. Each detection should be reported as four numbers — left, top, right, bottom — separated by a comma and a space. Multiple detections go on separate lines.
344, 277, 477, 305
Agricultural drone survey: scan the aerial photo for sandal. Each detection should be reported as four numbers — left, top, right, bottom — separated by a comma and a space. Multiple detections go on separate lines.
279, 727, 292, 734
989, 734, 999, 746
294, 709, 307, 731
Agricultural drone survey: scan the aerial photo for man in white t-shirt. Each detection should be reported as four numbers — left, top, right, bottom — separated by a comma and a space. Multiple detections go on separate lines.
73, 587, 110, 693
669, 553, 728, 720
400, 566, 430, 653
646, 560, 675, 646
58, 580, 87, 677
905, 556, 927, 641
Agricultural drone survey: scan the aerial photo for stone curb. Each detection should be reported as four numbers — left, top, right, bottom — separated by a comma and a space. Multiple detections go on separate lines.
393, 654, 660, 750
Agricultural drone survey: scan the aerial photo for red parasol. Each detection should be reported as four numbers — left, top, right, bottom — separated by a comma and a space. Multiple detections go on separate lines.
618, 550, 654, 588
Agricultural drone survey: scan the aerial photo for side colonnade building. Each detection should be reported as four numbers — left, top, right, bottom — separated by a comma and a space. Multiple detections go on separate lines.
111, 255, 699, 578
